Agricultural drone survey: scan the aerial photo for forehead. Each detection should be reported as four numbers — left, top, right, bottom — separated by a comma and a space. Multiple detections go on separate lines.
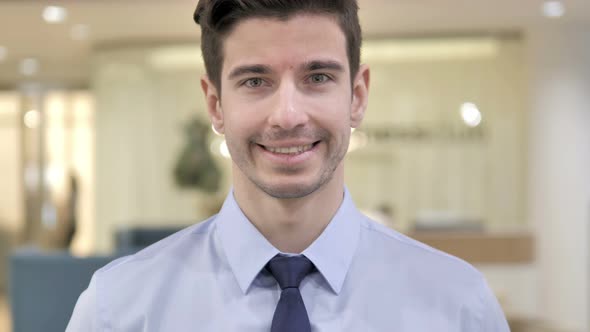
221, 14, 348, 75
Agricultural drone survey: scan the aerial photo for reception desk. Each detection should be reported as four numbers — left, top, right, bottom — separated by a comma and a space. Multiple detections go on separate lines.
409, 231, 535, 264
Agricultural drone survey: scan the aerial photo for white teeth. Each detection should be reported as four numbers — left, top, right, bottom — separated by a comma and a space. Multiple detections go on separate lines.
266, 144, 314, 154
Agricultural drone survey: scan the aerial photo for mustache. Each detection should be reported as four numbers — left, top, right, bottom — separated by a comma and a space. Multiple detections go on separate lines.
251, 127, 330, 142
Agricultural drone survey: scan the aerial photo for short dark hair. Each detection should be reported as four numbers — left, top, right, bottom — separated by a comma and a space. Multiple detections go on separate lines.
194, 0, 362, 92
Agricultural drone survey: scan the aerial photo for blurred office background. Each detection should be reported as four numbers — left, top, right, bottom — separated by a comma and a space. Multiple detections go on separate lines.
0, 0, 588, 331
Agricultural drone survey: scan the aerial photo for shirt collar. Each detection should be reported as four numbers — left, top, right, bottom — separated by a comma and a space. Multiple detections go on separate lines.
216, 187, 361, 295
301, 188, 361, 294
215, 191, 279, 294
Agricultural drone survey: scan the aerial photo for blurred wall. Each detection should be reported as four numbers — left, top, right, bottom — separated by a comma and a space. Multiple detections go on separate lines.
347, 37, 526, 232
527, 22, 590, 332
93, 46, 231, 253
0, 92, 23, 290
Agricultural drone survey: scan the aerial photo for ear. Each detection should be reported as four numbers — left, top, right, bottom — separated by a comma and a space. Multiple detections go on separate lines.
350, 64, 370, 129
201, 76, 224, 135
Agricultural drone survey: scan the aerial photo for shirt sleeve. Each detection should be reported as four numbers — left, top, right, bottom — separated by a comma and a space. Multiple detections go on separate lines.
66, 274, 99, 332
478, 278, 511, 332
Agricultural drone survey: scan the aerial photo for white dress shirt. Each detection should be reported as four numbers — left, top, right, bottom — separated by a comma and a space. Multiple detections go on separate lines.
67, 188, 510, 331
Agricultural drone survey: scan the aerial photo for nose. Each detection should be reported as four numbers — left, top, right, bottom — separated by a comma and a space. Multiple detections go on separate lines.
267, 80, 309, 130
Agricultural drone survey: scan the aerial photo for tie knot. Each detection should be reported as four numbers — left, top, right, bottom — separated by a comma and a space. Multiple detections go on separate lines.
266, 255, 314, 289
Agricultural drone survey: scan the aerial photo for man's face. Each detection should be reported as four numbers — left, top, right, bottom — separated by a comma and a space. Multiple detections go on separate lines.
202, 14, 369, 199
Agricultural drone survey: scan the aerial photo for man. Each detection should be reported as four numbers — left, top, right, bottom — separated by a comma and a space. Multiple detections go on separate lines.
67, 0, 510, 331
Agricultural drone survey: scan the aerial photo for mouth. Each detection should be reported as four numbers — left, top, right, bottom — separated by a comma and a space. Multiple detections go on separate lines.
259, 141, 320, 155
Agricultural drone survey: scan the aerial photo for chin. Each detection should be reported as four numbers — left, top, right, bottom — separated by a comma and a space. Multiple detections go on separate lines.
256, 180, 323, 199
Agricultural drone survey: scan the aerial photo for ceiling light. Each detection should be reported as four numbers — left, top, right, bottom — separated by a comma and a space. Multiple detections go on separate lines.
45, 164, 65, 189
20, 58, 40, 76
71, 24, 90, 41
43, 6, 68, 23
542, 1, 565, 18
0, 46, 6, 62
24, 110, 41, 129
460, 102, 482, 127
148, 46, 204, 70
362, 38, 499, 63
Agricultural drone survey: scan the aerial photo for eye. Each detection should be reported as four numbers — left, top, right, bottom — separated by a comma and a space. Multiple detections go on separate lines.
243, 77, 265, 88
309, 73, 330, 84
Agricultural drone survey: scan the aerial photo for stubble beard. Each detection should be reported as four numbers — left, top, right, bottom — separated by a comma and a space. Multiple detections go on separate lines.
230, 129, 350, 199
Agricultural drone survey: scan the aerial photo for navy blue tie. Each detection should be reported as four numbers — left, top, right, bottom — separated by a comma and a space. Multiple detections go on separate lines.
266, 255, 314, 332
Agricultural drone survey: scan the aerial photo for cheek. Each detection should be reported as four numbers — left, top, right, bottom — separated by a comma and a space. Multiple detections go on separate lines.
311, 99, 352, 127
222, 114, 264, 150
224, 121, 249, 142
221, 101, 255, 129
223, 96, 269, 124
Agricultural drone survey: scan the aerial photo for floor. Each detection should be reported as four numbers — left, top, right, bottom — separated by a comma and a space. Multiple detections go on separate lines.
0, 293, 11, 332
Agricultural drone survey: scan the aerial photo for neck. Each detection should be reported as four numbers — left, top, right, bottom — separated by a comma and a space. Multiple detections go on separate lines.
233, 166, 345, 254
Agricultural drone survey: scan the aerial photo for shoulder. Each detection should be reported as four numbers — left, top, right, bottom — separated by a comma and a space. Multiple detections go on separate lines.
69, 216, 226, 330
95, 215, 219, 287
357, 215, 486, 292
355, 216, 509, 329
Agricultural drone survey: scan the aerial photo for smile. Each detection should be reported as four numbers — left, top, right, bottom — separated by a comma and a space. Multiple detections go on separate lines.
262, 143, 316, 155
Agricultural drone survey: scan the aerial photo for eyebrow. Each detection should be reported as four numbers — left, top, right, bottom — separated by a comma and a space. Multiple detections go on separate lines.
302, 60, 345, 73
226, 60, 345, 80
227, 65, 272, 80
